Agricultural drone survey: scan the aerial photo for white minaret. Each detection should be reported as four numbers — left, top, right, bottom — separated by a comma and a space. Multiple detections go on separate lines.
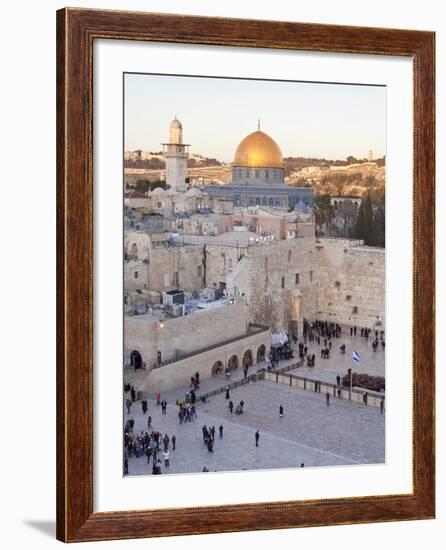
368, 149, 374, 161
162, 117, 189, 193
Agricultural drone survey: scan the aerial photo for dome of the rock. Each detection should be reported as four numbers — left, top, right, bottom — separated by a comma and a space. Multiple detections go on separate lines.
233, 129, 283, 169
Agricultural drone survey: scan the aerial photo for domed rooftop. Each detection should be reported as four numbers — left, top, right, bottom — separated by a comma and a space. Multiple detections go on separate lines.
233, 125, 283, 169
170, 116, 182, 129
151, 187, 166, 196
185, 187, 203, 196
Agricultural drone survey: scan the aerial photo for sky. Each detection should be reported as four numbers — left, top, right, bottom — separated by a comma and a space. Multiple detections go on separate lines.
124, 73, 386, 162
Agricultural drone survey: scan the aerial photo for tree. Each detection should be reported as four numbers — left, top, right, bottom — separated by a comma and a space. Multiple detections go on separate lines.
135, 179, 149, 194
354, 194, 374, 244
337, 201, 358, 238
371, 206, 385, 247
314, 195, 335, 237
149, 180, 167, 192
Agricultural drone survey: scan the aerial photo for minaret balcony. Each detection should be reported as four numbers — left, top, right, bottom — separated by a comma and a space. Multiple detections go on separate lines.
162, 143, 190, 157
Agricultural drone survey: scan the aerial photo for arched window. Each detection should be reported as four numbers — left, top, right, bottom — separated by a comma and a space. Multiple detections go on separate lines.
131, 243, 138, 256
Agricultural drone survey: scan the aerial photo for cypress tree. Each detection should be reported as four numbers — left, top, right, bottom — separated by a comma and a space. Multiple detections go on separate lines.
354, 201, 366, 240
372, 205, 385, 247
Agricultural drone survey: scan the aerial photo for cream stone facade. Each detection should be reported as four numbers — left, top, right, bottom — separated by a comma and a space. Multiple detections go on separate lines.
123, 117, 385, 395
317, 238, 385, 328
125, 299, 271, 392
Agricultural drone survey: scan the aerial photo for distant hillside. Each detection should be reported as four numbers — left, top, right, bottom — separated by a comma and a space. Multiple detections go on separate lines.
124, 151, 221, 169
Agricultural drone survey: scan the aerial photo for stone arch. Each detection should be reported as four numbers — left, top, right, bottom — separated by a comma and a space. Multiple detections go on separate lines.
211, 360, 224, 377
130, 350, 142, 369
242, 349, 253, 368
228, 355, 239, 371
256, 344, 266, 363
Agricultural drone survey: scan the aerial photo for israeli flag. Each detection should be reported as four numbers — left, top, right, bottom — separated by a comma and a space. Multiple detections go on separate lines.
352, 350, 361, 365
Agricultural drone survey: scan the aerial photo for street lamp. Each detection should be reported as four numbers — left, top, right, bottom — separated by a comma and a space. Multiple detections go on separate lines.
348, 368, 353, 400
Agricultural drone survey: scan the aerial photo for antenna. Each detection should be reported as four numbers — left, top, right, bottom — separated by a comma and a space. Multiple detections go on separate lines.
257, 118, 261, 131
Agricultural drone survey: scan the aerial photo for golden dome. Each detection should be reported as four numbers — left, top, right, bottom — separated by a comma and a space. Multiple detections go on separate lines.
233, 129, 283, 169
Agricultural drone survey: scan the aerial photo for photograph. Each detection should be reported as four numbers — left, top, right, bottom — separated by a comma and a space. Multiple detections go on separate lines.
122, 73, 386, 477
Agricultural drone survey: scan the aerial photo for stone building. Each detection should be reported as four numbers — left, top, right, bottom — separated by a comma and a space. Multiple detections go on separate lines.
125, 298, 270, 392
162, 117, 189, 192
203, 122, 314, 209
123, 117, 385, 394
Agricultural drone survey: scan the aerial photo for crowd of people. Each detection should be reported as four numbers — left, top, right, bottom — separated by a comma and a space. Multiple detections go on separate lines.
123, 321, 385, 475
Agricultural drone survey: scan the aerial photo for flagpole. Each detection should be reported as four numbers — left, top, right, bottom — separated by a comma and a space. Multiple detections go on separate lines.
348, 367, 352, 401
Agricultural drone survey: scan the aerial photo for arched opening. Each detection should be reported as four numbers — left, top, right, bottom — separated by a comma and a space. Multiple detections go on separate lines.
256, 344, 266, 363
211, 360, 224, 377
228, 355, 239, 371
242, 350, 253, 368
131, 243, 138, 256
130, 350, 142, 369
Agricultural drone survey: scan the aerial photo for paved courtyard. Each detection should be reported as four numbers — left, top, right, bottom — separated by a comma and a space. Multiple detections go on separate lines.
124, 327, 385, 405
293, 330, 385, 384
125, 379, 385, 476
124, 326, 385, 476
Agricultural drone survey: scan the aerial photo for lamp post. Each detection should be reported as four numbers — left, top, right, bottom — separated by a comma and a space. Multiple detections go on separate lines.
348, 367, 353, 401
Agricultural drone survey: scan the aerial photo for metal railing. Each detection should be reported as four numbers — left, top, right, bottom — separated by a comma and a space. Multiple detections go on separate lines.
197, 370, 266, 402
155, 324, 270, 368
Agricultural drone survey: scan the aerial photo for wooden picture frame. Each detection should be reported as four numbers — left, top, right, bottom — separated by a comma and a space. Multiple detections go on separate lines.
56, 7, 435, 542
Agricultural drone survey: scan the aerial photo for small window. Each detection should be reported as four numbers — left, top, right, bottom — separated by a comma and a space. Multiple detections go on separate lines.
134, 271, 139, 279
124, 295, 128, 305
295, 273, 300, 285
281, 276, 285, 289
309, 270, 313, 282
288, 250, 292, 262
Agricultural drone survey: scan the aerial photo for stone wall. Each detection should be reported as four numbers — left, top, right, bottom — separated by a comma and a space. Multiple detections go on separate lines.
125, 300, 249, 368
317, 238, 385, 329
137, 329, 270, 394
226, 237, 320, 333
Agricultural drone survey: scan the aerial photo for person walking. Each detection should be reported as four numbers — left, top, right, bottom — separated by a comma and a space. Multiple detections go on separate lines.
255, 430, 260, 447
225, 385, 230, 399
161, 399, 167, 415
141, 399, 148, 414
325, 392, 330, 406
279, 405, 284, 418
219, 425, 224, 439
126, 398, 132, 415
171, 435, 176, 450
147, 415, 152, 430
146, 446, 153, 464
228, 400, 234, 413
152, 459, 162, 475
380, 397, 385, 415
210, 426, 216, 441
163, 449, 170, 468
131, 386, 136, 402
336, 374, 341, 387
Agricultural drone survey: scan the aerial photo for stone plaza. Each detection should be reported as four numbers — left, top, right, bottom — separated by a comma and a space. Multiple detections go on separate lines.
123, 116, 386, 476
124, 330, 385, 476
